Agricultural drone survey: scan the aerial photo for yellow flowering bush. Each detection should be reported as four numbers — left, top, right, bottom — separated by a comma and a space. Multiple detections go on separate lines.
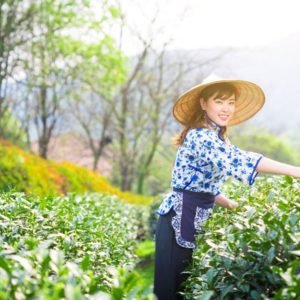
0, 139, 152, 205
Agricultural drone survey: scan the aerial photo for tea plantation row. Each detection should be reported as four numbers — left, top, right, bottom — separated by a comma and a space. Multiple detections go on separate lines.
0, 191, 153, 299
182, 176, 300, 299
2, 175, 299, 299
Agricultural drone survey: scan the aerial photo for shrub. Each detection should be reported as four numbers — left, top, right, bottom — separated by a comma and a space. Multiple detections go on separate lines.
184, 176, 300, 300
0, 139, 152, 205
0, 191, 152, 298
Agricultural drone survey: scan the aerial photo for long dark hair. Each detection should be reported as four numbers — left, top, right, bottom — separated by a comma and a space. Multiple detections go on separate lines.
172, 82, 238, 145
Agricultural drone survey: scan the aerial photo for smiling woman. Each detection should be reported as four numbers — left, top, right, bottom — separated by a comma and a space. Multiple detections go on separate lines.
153, 76, 300, 300
172, 78, 265, 144
199, 83, 236, 127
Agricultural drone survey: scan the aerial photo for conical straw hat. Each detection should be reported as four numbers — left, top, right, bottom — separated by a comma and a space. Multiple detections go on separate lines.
173, 75, 265, 126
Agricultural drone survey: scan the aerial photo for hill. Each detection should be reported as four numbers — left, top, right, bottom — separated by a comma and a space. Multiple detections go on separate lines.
0, 139, 151, 205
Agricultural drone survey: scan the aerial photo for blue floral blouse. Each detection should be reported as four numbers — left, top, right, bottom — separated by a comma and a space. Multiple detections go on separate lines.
157, 122, 264, 216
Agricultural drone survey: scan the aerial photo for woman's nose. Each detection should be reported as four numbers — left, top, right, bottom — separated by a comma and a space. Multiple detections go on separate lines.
221, 104, 230, 112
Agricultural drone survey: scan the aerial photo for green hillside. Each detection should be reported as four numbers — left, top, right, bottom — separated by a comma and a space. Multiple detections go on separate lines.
0, 139, 152, 205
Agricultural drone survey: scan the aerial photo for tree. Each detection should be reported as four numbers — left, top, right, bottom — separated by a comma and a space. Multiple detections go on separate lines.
101, 4, 227, 193
17, 0, 125, 159
0, 106, 27, 148
0, 0, 36, 138
63, 9, 127, 171
67, 37, 126, 171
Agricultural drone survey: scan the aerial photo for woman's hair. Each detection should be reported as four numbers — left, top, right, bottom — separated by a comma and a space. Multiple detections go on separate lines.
172, 82, 238, 146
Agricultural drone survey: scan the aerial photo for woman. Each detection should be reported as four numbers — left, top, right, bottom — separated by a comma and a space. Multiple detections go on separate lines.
153, 77, 300, 300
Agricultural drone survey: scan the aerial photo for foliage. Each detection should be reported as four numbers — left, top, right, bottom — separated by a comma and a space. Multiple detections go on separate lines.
229, 127, 300, 165
9, 0, 126, 160
135, 240, 155, 259
134, 240, 156, 297
279, 128, 300, 153
0, 139, 153, 205
140, 143, 177, 196
0, 0, 37, 137
0, 109, 28, 149
147, 194, 165, 238
184, 176, 300, 299
106, 266, 156, 300
0, 191, 155, 299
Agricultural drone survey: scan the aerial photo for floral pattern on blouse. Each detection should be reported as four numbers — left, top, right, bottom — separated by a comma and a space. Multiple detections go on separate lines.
157, 123, 264, 216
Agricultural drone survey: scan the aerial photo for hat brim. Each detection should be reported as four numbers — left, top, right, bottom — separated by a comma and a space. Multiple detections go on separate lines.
173, 79, 265, 127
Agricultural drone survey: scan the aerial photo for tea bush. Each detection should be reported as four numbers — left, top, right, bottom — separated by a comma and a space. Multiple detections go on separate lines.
184, 176, 300, 299
0, 191, 153, 299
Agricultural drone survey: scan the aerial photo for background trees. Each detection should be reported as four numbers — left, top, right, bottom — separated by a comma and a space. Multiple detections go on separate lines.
0, 0, 36, 139
1, 0, 299, 195
2, 0, 125, 159
229, 125, 300, 165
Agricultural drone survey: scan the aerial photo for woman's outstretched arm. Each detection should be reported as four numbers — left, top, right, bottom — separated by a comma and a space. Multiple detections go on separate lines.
216, 157, 300, 209
256, 157, 300, 178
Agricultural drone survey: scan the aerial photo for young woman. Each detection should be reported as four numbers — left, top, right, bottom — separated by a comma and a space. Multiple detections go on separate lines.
153, 78, 300, 300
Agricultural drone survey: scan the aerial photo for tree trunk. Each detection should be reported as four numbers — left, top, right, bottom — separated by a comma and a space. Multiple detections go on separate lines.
136, 169, 146, 194
38, 137, 48, 158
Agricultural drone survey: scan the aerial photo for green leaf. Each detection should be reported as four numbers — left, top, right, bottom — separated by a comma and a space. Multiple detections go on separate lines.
246, 207, 256, 219
80, 255, 90, 271
10, 255, 34, 275
109, 6, 121, 18
206, 240, 218, 248
250, 290, 261, 300
206, 268, 218, 285
111, 287, 124, 299
221, 284, 234, 298
267, 247, 275, 263
135, 240, 155, 258
0, 256, 12, 277
199, 291, 214, 300
280, 268, 293, 285
284, 175, 293, 185
289, 250, 300, 256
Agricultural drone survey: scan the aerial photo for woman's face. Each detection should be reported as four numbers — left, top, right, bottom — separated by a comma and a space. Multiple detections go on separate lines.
200, 92, 236, 127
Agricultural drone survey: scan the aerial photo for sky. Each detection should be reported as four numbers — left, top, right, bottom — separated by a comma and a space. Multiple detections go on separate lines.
119, 0, 300, 55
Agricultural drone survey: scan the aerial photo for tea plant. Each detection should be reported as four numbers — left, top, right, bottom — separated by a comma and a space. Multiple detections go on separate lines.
184, 176, 300, 300
0, 191, 153, 299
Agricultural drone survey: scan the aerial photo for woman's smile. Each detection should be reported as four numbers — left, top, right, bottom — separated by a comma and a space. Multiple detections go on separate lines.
200, 93, 236, 126
219, 115, 229, 121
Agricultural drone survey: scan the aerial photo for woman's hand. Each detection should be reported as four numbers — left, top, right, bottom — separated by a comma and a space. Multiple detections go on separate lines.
228, 200, 239, 209
215, 194, 239, 209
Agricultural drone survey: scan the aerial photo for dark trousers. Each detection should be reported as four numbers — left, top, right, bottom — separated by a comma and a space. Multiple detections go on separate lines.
153, 208, 193, 300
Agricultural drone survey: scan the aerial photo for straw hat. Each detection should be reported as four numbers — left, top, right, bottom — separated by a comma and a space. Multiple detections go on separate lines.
173, 75, 265, 127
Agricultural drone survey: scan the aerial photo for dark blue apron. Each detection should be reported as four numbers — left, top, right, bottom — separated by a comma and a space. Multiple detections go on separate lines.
171, 188, 215, 249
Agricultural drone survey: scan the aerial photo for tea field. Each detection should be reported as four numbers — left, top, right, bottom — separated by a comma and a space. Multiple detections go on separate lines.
1, 175, 300, 299
0, 191, 154, 299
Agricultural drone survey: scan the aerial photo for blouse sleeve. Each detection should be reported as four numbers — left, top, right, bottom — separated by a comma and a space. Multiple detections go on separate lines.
197, 130, 264, 186
224, 144, 264, 185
